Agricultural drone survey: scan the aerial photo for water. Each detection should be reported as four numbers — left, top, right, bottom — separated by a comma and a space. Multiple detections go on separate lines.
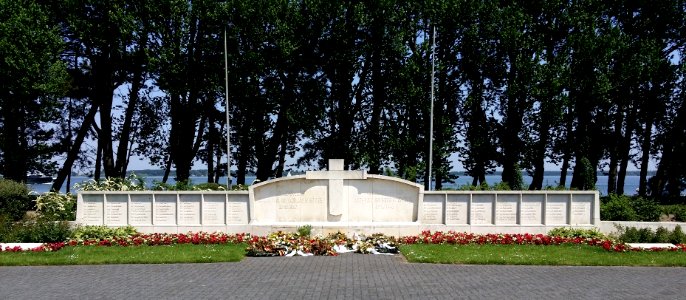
31, 174, 640, 195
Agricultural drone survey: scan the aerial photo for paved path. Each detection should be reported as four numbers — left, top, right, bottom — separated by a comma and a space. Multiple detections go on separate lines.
1, 255, 684, 299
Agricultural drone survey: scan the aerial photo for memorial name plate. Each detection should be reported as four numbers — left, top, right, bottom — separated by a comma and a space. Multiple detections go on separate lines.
202, 195, 226, 225
520, 196, 543, 225
571, 195, 592, 224
471, 195, 494, 225
81, 194, 104, 225
129, 194, 152, 225
227, 196, 249, 224
446, 195, 469, 224
496, 195, 518, 224
546, 195, 568, 224
179, 195, 201, 225
105, 195, 128, 225
154, 195, 177, 225
422, 195, 444, 224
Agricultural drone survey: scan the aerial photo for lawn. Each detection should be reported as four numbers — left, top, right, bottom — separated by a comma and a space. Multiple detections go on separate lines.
400, 244, 686, 267
0, 243, 246, 266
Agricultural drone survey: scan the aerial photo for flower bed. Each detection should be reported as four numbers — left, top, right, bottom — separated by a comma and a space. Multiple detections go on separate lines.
1, 242, 66, 252
400, 231, 686, 253
3, 230, 685, 255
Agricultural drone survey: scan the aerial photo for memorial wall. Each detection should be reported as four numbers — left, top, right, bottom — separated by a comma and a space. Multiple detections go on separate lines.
76, 160, 600, 235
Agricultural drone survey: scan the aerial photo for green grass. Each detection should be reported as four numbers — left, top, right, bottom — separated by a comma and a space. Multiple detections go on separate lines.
0, 243, 246, 266
400, 244, 686, 267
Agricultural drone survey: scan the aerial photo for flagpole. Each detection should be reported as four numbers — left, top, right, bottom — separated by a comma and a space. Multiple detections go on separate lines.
428, 26, 435, 191
224, 27, 232, 189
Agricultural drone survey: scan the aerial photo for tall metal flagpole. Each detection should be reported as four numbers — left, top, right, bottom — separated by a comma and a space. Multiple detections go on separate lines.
224, 28, 232, 189
428, 26, 436, 191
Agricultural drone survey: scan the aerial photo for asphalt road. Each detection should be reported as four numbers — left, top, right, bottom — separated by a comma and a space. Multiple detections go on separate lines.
1, 254, 684, 299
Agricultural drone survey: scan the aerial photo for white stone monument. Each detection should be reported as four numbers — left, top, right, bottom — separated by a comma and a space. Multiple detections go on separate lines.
76, 159, 601, 236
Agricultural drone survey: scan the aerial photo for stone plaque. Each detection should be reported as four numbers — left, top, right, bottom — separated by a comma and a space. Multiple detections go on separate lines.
496, 194, 518, 224
81, 194, 104, 225
370, 178, 417, 222
154, 194, 177, 225
300, 182, 327, 221
546, 194, 568, 224
129, 194, 152, 225
446, 194, 469, 224
471, 194, 494, 225
105, 194, 128, 225
202, 194, 226, 225
227, 196, 249, 224
421, 195, 445, 224
571, 194, 592, 224
179, 194, 201, 225
348, 181, 373, 222
520, 195, 543, 225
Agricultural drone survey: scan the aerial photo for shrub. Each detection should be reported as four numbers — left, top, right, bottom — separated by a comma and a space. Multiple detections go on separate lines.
675, 207, 686, 222
0, 216, 73, 243
548, 227, 605, 239
654, 227, 671, 243
631, 197, 660, 221
75, 174, 145, 191
601, 194, 637, 221
296, 224, 312, 237
192, 183, 227, 191
35, 192, 76, 221
670, 225, 686, 244
0, 179, 31, 221
70, 225, 138, 240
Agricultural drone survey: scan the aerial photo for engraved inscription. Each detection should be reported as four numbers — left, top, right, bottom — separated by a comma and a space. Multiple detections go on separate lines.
520, 200, 542, 225
129, 195, 152, 225
446, 196, 468, 224
203, 196, 225, 225
471, 198, 493, 225
179, 196, 200, 225
546, 196, 568, 224
422, 196, 444, 224
227, 199, 248, 224
496, 199, 517, 224
105, 195, 127, 225
81, 195, 104, 225
571, 199, 591, 224
154, 195, 176, 225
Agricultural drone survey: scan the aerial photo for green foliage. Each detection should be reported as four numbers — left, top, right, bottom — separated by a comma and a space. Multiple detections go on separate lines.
0, 216, 72, 243
35, 192, 76, 221
548, 227, 606, 239
661, 205, 686, 222
0, 179, 31, 221
601, 194, 660, 221
455, 182, 513, 191
296, 224, 313, 238
70, 225, 138, 241
615, 225, 686, 244
671, 225, 686, 244
75, 174, 145, 191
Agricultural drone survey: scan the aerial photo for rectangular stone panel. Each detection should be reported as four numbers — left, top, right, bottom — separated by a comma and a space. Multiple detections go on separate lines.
571, 194, 593, 225
179, 194, 201, 225
546, 194, 569, 225
496, 194, 518, 224
446, 194, 469, 225
154, 194, 177, 225
520, 194, 544, 225
471, 194, 494, 225
105, 194, 128, 225
421, 194, 445, 224
227, 195, 249, 224
347, 180, 373, 222
129, 194, 152, 225
81, 194, 104, 225
370, 179, 417, 222
202, 194, 226, 225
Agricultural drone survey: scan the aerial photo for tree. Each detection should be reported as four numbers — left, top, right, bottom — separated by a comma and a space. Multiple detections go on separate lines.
0, 0, 68, 182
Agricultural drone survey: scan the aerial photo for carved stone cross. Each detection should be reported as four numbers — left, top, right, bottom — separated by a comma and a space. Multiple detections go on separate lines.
305, 159, 366, 216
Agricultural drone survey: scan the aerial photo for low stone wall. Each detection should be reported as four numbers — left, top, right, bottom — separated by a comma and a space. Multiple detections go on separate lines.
599, 221, 686, 235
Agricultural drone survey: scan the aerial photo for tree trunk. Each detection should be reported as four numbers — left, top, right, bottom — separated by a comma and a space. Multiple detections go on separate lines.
51, 104, 99, 191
